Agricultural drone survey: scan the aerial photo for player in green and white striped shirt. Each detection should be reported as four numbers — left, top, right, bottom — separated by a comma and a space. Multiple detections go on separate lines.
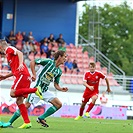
1, 50, 68, 128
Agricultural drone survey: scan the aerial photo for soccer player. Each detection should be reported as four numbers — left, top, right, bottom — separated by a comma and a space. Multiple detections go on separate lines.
74, 62, 111, 120
1, 50, 68, 128
0, 40, 43, 128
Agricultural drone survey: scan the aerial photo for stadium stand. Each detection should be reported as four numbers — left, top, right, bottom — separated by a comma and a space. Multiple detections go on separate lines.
0, 38, 120, 87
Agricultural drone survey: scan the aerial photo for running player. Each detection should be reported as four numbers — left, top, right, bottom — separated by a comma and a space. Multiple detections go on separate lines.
74, 62, 111, 120
0, 40, 42, 128
1, 50, 68, 128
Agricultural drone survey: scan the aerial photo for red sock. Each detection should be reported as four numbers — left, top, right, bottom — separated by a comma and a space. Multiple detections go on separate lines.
15, 88, 37, 97
18, 104, 30, 123
86, 102, 94, 112
79, 107, 84, 116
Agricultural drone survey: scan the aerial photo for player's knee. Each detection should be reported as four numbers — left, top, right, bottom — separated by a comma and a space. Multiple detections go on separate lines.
10, 89, 15, 97
10, 92, 15, 98
92, 97, 98, 103
16, 98, 23, 105
92, 96, 98, 100
25, 102, 31, 109
56, 102, 62, 109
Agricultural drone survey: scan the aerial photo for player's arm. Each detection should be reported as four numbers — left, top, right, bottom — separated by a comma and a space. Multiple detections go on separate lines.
54, 82, 68, 92
30, 60, 36, 81
30, 58, 48, 81
105, 78, 112, 93
54, 73, 68, 92
83, 81, 94, 91
0, 72, 13, 81
16, 50, 24, 71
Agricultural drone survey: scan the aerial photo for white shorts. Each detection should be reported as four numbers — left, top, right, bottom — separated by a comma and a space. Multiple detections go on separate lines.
27, 90, 56, 105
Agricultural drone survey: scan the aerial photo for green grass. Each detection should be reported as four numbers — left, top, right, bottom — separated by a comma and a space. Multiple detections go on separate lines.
0, 115, 133, 133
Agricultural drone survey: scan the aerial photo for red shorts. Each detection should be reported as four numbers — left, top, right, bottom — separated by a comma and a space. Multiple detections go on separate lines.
11, 74, 31, 98
82, 91, 98, 103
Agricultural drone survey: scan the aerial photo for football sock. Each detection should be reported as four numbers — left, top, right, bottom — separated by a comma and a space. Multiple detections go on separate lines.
39, 106, 58, 119
86, 102, 94, 112
18, 104, 30, 123
79, 107, 84, 116
9, 110, 21, 124
14, 88, 37, 97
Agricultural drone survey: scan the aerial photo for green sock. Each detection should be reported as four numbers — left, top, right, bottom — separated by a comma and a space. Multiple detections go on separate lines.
9, 110, 21, 124
39, 106, 58, 120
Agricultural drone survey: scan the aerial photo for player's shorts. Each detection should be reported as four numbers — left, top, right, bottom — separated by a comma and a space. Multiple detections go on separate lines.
82, 91, 98, 103
26, 90, 56, 105
11, 74, 31, 98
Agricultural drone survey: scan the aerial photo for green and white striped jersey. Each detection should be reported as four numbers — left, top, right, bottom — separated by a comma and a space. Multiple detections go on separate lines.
34, 58, 62, 92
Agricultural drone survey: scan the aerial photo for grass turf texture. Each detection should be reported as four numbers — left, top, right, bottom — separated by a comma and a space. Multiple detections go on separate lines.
0, 115, 132, 133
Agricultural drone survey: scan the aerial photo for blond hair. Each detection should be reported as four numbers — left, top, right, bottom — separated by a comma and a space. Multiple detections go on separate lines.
89, 62, 96, 67
0, 40, 8, 48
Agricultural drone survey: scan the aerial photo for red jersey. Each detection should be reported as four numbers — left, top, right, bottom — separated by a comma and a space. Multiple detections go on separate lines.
83, 70, 106, 94
5, 46, 30, 77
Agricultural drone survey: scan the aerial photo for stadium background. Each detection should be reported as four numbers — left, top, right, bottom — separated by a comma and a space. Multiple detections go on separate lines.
0, 0, 133, 120
0, 0, 80, 44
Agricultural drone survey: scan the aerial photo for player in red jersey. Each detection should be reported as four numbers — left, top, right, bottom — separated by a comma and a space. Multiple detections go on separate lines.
0, 40, 43, 128
75, 62, 111, 120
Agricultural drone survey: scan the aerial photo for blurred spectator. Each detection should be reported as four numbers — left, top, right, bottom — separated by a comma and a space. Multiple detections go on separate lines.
40, 38, 48, 56
28, 31, 35, 43
22, 41, 32, 59
7, 30, 16, 47
15, 31, 23, 44
48, 33, 55, 46
40, 37, 48, 45
100, 91, 108, 106
56, 33, 65, 47
22, 31, 28, 44
49, 51, 54, 60
29, 42, 37, 55
72, 59, 80, 74
64, 58, 73, 73
47, 42, 54, 58
58, 42, 66, 51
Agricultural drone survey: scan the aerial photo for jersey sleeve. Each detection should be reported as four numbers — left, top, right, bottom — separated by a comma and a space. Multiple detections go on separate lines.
83, 72, 88, 81
99, 72, 106, 79
35, 58, 50, 66
6, 46, 17, 55
54, 68, 62, 84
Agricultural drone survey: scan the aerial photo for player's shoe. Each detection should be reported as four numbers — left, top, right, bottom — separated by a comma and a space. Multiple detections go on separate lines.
0, 121, 3, 127
84, 112, 90, 118
18, 123, 32, 129
2, 122, 13, 128
35, 86, 43, 100
74, 116, 82, 120
36, 118, 49, 127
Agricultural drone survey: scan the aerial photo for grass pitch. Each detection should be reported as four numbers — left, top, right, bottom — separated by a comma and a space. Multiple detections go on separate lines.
0, 115, 132, 133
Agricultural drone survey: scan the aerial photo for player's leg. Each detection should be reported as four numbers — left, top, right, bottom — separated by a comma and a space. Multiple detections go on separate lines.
0, 121, 3, 127
10, 75, 42, 99
18, 93, 40, 128
16, 97, 32, 129
39, 97, 60, 120
74, 102, 86, 120
37, 91, 58, 127
84, 95, 98, 117
2, 95, 32, 128
75, 92, 89, 120
2, 110, 21, 128
12, 86, 42, 99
